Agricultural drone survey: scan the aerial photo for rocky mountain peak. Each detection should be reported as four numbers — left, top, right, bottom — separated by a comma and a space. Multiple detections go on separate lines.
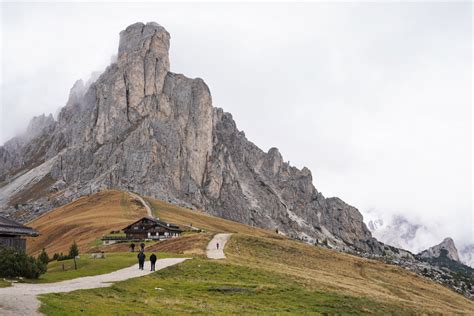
442, 237, 456, 246
118, 22, 170, 57
419, 237, 461, 262
117, 22, 170, 89
25, 114, 54, 140
0, 21, 382, 256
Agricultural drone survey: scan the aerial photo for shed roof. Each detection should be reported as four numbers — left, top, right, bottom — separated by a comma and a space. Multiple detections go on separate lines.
123, 216, 182, 231
0, 216, 39, 237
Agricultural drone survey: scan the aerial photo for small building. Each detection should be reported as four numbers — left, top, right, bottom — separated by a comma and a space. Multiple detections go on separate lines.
0, 216, 39, 251
122, 217, 182, 240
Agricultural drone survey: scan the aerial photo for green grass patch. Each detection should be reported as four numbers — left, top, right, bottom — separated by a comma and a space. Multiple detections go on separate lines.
25, 252, 186, 284
87, 237, 104, 249
39, 259, 417, 315
0, 279, 11, 288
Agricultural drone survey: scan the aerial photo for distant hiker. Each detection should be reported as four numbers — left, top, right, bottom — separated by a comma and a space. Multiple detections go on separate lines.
150, 252, 157, 271
216, 242, 220, 250
140, 242, 145, 251
130, 243, 135, 252
137, 251, 146, 270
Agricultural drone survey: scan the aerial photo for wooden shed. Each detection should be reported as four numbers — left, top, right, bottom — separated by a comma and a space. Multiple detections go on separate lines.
0, 216, 39, 251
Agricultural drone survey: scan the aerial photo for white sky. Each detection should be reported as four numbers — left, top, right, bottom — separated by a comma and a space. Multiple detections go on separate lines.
1, 2, 472, 250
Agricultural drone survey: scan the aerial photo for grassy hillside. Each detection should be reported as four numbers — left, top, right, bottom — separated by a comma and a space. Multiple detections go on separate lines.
226, 235, 473, 314
145, 197, 276, 237
39, 259, 418, 315
27, 190, 147, 256
27, 191, 474, 314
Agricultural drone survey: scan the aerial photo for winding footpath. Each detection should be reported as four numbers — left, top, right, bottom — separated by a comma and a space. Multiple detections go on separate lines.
0, 258, 188, 316
128, 192, 153, 217
206, 233, 232, 259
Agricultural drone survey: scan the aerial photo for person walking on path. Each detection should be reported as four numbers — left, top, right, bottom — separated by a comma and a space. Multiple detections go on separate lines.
137, 251, 146, 270
150, 252, 157, 271
130, 243, 135, 252
140, 242, 145, 252
216, 242, 220, 250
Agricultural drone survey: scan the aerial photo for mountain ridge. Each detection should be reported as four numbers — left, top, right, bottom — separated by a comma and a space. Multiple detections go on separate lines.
0, 22, 381, 255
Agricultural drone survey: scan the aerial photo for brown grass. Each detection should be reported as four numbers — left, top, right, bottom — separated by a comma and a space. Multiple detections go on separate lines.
146, 197, 278, 237
26, 190, 474, 314
145, 232, 213, 256
226, 235, 474, 314
145, 195, 474, 313
26, 190, 147, 256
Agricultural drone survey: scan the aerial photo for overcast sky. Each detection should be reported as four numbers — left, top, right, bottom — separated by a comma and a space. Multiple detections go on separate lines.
1, 2, 472, 251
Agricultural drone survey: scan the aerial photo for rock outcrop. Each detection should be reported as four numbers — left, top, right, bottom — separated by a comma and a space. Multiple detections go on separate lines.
0, 22, 382, 254
419, 237, 461, 262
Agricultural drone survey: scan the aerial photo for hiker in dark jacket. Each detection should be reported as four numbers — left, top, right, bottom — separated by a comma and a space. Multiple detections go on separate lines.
137, 251, 146, 270
130, 243, 135, 252
140, 242, 145, 251
150, 252, 157, 271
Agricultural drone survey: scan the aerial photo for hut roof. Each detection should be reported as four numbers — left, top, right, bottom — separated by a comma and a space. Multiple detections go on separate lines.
123, 216, 182, 232
0, 216, 39, 237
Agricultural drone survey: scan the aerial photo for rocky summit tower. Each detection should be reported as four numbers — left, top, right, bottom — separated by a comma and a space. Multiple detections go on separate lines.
0, 22, 381, 254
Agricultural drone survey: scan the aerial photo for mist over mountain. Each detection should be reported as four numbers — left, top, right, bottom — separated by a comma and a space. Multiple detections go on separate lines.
366, 212, 474, 268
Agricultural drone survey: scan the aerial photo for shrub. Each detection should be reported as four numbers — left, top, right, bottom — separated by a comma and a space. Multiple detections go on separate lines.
56, 253, 72, 261
37, 248, 49, 274
0, 246, 45, 279
38, 248, 49, 265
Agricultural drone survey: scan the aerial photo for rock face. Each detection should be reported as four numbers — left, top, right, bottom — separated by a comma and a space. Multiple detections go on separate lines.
419, 238, 461, 262
0, 22, 381, 254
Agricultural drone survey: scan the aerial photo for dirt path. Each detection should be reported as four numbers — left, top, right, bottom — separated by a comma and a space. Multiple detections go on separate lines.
0, 257, 188, 316
206, 233, 232, 259
129, 192, 152, 217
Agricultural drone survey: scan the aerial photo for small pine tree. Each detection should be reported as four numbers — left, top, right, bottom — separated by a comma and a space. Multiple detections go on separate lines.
38, 248, 49, 265
69, 241, 79, 258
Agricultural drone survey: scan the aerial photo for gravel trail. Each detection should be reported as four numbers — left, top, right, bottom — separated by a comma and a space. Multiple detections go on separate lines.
0, 257, 188, 316
206, 233, 232, 259
128, 192, 153, 216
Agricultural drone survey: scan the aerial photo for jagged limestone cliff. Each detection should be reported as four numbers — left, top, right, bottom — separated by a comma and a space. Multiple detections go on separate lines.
0, 22, 381, 254
419, 237, 461, 262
